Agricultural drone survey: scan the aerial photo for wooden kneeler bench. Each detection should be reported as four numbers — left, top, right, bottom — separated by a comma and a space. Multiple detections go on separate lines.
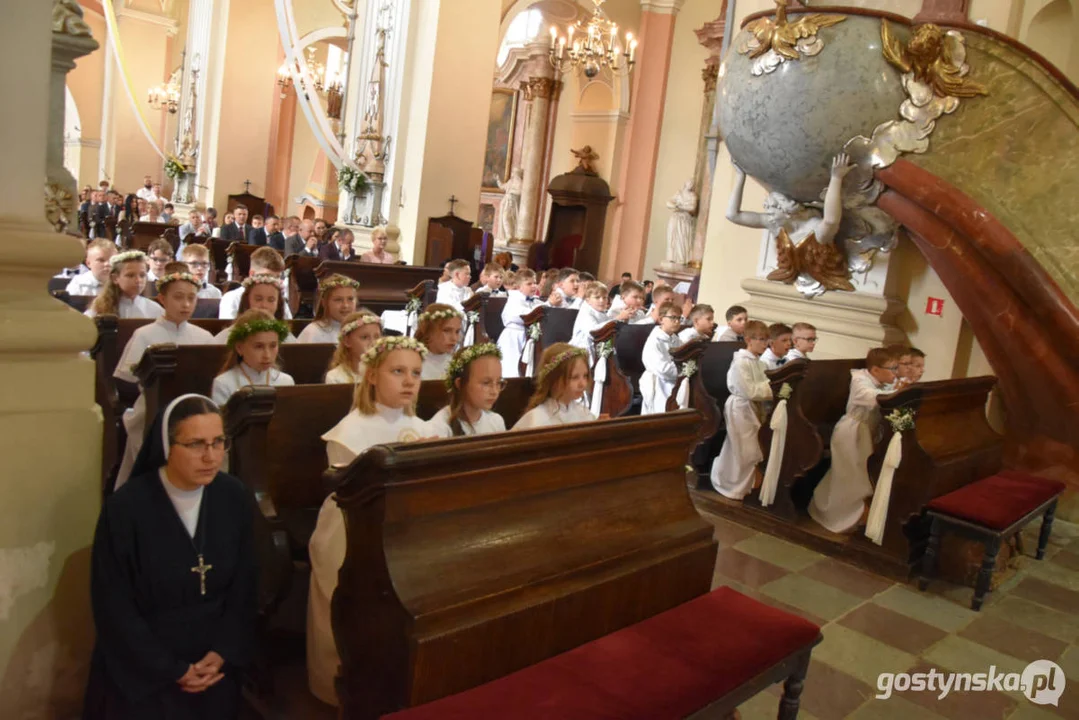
381, 587, 823, 720
919, 470, 1065, 610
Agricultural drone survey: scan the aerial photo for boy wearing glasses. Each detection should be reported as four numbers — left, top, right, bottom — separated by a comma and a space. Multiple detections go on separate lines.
145, 239, 173, 285
786, 322, 817, 362
179, 244, 222, 299
808, 347, 899, 535
639, 300, 684, 415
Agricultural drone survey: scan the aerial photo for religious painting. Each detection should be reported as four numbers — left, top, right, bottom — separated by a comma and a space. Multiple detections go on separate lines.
481, 88, 517, 191
478, 203, 496, 235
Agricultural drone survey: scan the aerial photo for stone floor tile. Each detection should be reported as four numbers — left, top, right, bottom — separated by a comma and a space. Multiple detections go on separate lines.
899, 661, 1018, 720
849, 695, 948, 720
838, 603, 949, 656
958, 615, 1070, 664
713, 548, 790, 589
922, 634, 1028, 676
733, 533, 827, 572
758, 574, 865, 622
810, 624, 918, 687
872, 584, 980, 633
800, 557, 895, 600
987, 598, 1079, 645
794, 659, 874, 720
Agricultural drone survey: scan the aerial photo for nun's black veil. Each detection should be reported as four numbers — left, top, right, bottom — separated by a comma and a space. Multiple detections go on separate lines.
129, 409, 168, 480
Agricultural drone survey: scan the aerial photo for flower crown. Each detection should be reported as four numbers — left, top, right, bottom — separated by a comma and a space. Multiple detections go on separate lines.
444, 343, 502, 390
537, 347, 589, 385
418, 307, 463, 324
360, 335, 428, 367
319, 275, 361, 292
227, 317, 291, 348
339, 314, 381, 339
155, 271, 201, 292
242, 273, 284, 290
110, 250, 147, 269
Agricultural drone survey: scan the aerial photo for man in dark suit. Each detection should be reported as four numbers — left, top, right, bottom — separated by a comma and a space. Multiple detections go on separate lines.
318, 227, 357, 262
282, 216, 305, 256
295, 220, 320, 258
219, 205, 252, 243
251, 215, 284, 249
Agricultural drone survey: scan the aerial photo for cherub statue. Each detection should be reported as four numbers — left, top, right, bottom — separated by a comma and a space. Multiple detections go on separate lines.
571, 145, 600, 175
727, 154, 855, 296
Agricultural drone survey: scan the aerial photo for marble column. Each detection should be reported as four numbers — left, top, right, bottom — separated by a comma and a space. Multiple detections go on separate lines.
512, 76, 556, 257
0, 1, 101, 714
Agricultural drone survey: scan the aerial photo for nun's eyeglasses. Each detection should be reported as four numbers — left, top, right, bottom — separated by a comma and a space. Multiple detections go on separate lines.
174, 436, 231, 453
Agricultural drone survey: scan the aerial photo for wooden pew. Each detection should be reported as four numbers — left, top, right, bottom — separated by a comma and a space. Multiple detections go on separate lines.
225, 378, 536, 550
200, 239, 232, 284
612, 322, 655, 412
330, 411, 717, 717
53, 291, 93, 313
588, 321, 632, 417
127, 221, 171, 252
192, 297, 220, 319
670, 339, 742, 487
227, 241, 256, 281
285, 254, 320, 317
316, 262, 442, 315
462, 293, 506, 344
519, 305, 578, 375
867, 376, 1003, 574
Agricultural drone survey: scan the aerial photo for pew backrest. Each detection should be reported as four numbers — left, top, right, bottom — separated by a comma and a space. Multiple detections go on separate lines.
521, 306, 578, 374
462, 293, 507, 344
226, 242, 255, 281
590, 321, 632, 417
613, 322, 656, 398
285, 254, 321, 316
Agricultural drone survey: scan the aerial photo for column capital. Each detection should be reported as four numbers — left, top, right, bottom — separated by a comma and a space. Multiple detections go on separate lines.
522, 76, 556, 102
640, 0, 686, 15
695, 1, 728, 57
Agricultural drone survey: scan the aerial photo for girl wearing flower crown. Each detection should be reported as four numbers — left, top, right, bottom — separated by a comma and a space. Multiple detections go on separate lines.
428, 343, 507, 437
309, 335, 430, 706
86, 250, 164, 319
211, 309, 296, 404
414, 303, 463, 380
325, 310, 382, 384
512, 342, 595, 430
297, 274, 359, 343
212, 274, 297, 344
497, 268, 539, 378
113, 262, 215, 488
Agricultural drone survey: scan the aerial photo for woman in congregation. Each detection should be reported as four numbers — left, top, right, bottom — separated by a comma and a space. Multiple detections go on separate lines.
211, 309, 295, 405
212, 274, 296, 344
413, 303, 463, 380
324, 310, 382, 384
85, 250, 164, 319
308, 336, 432, 706
297, 274, 359, 343
114, 263, 215, 489
84, 395, 257, 719
358, 225, 396, 264
427, 343, 507, 437
513, 343, 595, 429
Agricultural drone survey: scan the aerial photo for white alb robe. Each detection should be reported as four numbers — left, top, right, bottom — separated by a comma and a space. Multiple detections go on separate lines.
324, 363, 365, 385
84, 295, 164, 319
710, 349, 772, 499
435, 281, 473, 311
760, 348, 784, 371
497, 290, 536, 378
308, 405, 430, 706
297, 319, 341, 344
426, 406, 506, 438
640, 327, 682, 415
65, 270, 104, 297
513, 397, 596, 430
808, 369, 886, 534
218, 286, 293, 320
678, 327, 705, 344
422, 352, 451, 380
609, 306, 655, 325
113, 318, 215, 488
197, 283, 222, 300
716, 326, 740, 342
785, 348, 808, 363
545, 290, 582, 309
570, 304, 611, 360
210, 363, 295, 405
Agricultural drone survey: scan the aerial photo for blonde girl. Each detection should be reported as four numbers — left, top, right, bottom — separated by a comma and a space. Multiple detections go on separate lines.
297, 274, 359, 343
428, 343, 506, 437
512, 342, 595, 430
87, 250, 164, 319
211, 309, 295, 405
325, 311, 382, 384
414, 303, 464, 380
310, 335, 431, 706
214, 274, 296, 344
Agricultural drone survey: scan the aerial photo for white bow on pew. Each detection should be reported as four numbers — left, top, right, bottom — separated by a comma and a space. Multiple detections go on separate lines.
759, 399, 787, 507
590, 355, 607, 417
865, 430, 903, 545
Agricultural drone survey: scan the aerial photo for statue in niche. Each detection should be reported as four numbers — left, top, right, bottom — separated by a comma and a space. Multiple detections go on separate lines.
176, 67, 200, 169
727, 153, 855, 297
496, 167, 523, 243
665, 179, 698, 267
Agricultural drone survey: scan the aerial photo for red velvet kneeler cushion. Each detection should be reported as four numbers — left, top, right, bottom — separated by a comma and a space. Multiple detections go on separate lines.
381, 587, 821, 720
925, 472, 1065, 531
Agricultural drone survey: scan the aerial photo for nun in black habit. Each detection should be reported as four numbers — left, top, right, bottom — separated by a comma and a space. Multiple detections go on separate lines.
84, 394, 258, 719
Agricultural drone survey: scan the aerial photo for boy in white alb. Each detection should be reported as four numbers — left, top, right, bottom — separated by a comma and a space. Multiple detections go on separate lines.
711, 321, 773, 499
497, 269, 538, 378
435, 259, 474, 311
570, 282, 612, 361
608, 280, 654, 325
809, 348, 899, 534
679, 303, 715, 344
760, 323, 793, 370
785, 322, 817, 363
716, 305, 748, 343
639, 301, 684, 414
66, 239, 116, 296
545, 268, 583, 309
474, 263, 506, 296
219, 247, 293, 319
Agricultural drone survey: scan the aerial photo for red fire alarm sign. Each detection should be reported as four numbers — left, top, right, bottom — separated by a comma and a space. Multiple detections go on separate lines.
925, 297, 945, 316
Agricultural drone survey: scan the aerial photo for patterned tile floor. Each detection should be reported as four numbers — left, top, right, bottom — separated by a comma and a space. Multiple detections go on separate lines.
700, 511, 1079, 720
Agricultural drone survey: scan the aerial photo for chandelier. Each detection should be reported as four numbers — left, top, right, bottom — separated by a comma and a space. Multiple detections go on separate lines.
278, 46, 344, 109
548, 0, 636, 78
147, 76, 180, 113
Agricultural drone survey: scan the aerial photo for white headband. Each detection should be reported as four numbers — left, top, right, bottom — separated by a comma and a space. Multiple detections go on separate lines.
162, 393, 218, 459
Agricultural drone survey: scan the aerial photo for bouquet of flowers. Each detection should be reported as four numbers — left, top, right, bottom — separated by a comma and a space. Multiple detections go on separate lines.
338, 165, 370, 196
885, 407, 916, 433
164, 154, 186, 179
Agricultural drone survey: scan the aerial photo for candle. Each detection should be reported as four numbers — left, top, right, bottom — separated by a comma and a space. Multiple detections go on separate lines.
629, 38, 637, 63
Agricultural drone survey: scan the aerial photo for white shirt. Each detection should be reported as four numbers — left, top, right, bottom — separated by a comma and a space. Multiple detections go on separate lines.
760, 347, 784, 371
136, 187, 158, 202
678, 327, 705, 344
422, 352, 451, 380
513, 397, 595, 430
716, 326, 740, 342
212, 326, 296, 345
325, 363, 365, 385
198, 283, 222, 300
500, 290, 536, 329
297, 319, 340, 344
617, 308, 655, 325
211, 363, 295, 405
435, 281, 473, 312
727, 349, 772, 402
570, 304, 611, 354
426, 405, 506, 438
546, 290, 582, 309
218, 286, 293, 320
84, 294, 164, 319
159, 468, 203, 538
309, 404, 431, 705
642, 326, 681, 384
65, 270, 104, 297
114, 317, 215, 383
785, 348, 808, 362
